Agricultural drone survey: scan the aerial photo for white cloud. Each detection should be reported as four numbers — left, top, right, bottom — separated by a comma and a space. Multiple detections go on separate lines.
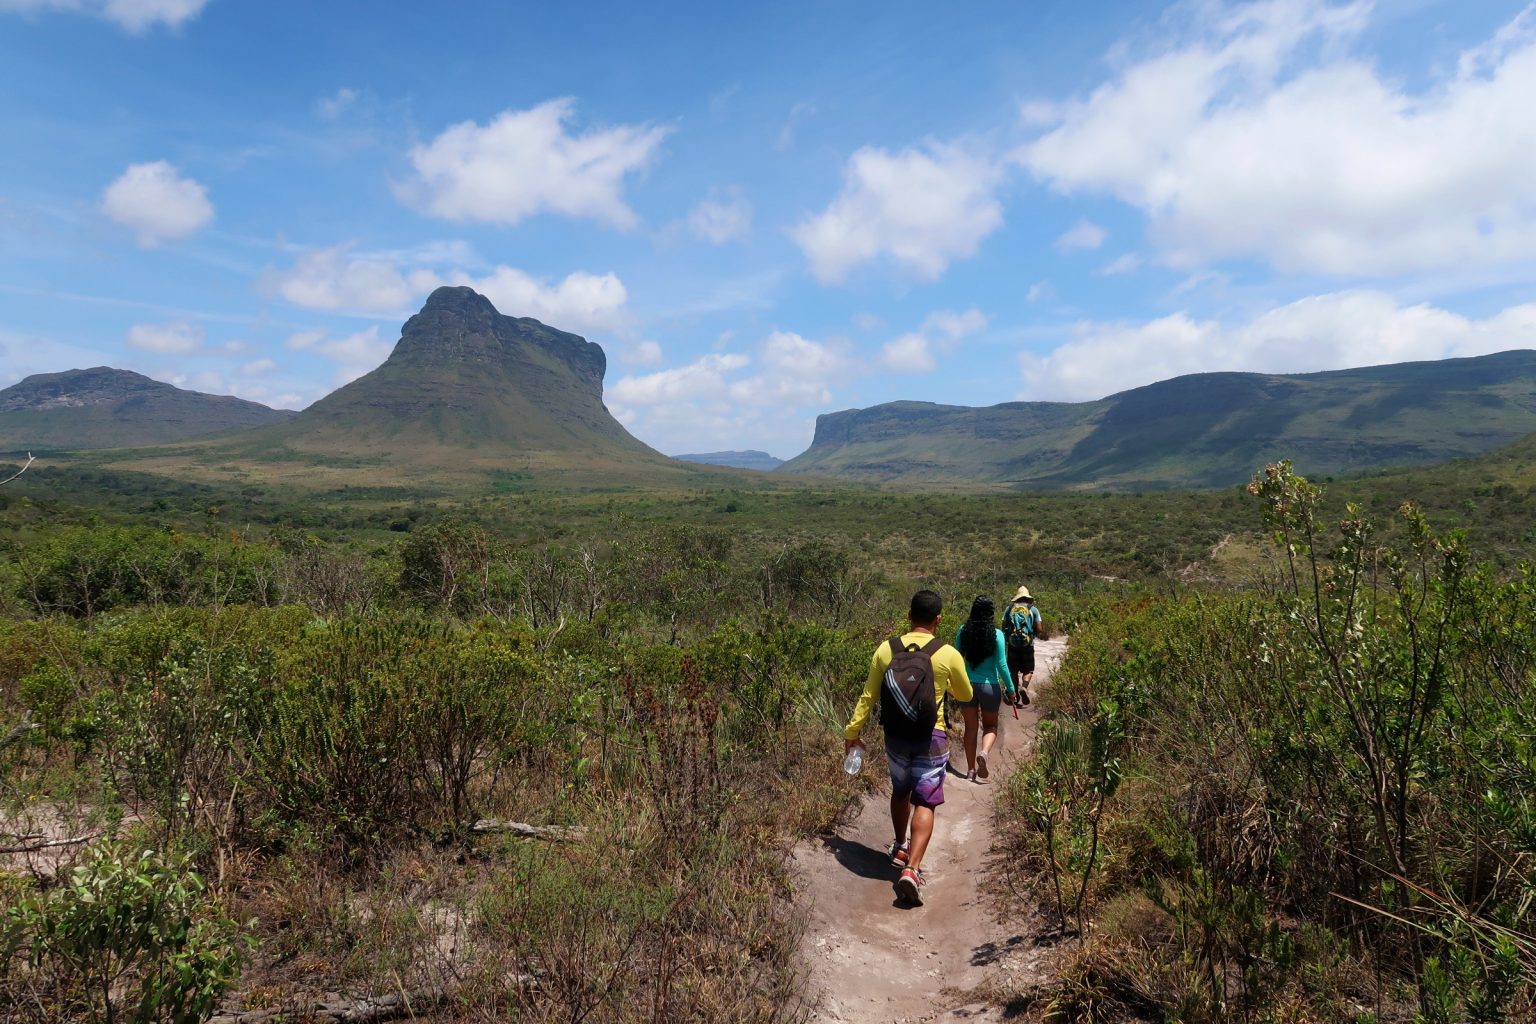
610, 331, 850, 454
1018, 1, 1536, 276
270, 244, 630, 334
316, 87, 358, 119
444, 267, 628, 333
1025, 281, 1054, 303
395, 98, 670, 229
1021, 290, 1536, 402
729, 331, 843, 406
272, 245, 437, 314
792, 142, 1004, 283
619, 340, 663, 366
239, 357, 275, 376
287, 326, 392, 385
126, 319, 204, 354
609, 352, 750, 405
1055, 219, 1107, 251
880, 308, 988, 372
100, 161, 213, 246
688, 193, 752, 244
1, 0, 209, 31
1099, 253, 1144, 276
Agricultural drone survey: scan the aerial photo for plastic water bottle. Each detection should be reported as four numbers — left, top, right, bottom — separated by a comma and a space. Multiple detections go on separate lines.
843, 745, 865, 776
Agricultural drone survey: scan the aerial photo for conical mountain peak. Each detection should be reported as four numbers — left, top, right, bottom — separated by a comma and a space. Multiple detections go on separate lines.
227, 287, 661, 471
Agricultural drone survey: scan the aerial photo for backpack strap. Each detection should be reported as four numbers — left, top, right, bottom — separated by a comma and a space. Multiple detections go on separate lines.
919, 635, 945, 654
889, 635, 908, 655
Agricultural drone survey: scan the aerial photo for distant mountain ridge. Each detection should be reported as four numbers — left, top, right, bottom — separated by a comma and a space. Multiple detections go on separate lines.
780, 350, 1536, 490
0, 367, 293, 451
674, 450, 784, 471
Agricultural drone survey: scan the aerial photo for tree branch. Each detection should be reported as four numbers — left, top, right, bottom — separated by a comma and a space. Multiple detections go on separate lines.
0, 453, 35, 487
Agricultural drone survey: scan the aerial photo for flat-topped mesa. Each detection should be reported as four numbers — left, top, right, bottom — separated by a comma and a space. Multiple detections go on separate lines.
781, 349, 1536, 490
388, 286, 606, 395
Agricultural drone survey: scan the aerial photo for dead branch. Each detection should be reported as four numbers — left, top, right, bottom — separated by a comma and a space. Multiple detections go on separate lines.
209, 975, 538, 1024
468, 818, 588, 842
0, 453, 35, 487
1, 712, 39, 753
0, 833, 97, 855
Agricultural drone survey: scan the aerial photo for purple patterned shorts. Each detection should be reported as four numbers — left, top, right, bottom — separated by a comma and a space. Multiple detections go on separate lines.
886, 729, 949, 808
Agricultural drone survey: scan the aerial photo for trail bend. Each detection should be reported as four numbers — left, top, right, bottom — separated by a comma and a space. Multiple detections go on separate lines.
792, 637, 1068, 1024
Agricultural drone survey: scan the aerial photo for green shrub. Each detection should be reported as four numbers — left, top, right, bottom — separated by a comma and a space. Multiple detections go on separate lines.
1, 841, 249, 1024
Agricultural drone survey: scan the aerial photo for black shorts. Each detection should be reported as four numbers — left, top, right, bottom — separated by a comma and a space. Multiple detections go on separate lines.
1007, 645, 1035, 678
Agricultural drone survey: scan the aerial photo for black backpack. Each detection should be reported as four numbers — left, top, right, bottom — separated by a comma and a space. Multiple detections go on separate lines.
880, 635, 945, 742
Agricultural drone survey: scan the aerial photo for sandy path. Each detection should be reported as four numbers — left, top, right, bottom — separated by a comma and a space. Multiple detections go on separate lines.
792, 637, 1067, 1024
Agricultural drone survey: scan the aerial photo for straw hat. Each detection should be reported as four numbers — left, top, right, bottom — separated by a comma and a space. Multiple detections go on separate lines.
1011, 585, 1033, 603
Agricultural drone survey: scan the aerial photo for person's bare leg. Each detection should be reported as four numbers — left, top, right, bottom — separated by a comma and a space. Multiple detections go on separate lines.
890, 792, 912, 845
962, 705, 979, 773
905, 805, 936, 870
1015, 669, 1029, 703
979, 709, 1000, 758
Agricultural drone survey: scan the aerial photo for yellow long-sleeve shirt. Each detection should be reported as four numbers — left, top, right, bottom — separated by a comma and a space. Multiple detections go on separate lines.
844, 631, 973, 741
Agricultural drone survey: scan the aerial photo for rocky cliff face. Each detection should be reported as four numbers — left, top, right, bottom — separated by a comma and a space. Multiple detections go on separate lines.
781, 350, 1536, 490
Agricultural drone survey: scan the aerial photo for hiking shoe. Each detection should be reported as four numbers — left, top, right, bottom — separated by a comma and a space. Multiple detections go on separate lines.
894, 867, 926, 906
976, 751, 990, 781
885, 840, 910, 867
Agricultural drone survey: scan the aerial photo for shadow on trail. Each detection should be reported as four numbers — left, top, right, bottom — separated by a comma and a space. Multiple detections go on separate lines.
819, 834, 896, 882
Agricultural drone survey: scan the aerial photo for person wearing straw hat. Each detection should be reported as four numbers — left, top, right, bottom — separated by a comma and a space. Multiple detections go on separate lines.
1001, 585, 1042, 705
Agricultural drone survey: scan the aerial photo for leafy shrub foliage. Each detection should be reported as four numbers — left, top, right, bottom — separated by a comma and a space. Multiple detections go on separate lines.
1007, 462, 1536, 1021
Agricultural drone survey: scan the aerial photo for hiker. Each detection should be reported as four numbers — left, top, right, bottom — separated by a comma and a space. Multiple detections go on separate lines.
844, 589, 972, 906
953, 595, 1013, 783
1002, 585, 1043, 704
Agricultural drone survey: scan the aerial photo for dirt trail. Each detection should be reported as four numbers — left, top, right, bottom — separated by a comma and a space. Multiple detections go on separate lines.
792, 637, 1068, 1024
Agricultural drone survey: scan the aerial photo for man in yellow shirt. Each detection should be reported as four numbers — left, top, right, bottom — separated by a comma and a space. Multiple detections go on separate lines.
844, 590, 973, 905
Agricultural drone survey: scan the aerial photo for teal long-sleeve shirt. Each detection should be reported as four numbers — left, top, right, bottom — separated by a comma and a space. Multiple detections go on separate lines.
953, 624, 1013, 698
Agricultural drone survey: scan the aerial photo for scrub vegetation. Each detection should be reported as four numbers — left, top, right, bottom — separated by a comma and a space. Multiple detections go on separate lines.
0, 436, 1534, 1022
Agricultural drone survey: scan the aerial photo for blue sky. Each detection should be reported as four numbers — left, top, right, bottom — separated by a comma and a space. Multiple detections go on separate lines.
2, 0, 1535, 458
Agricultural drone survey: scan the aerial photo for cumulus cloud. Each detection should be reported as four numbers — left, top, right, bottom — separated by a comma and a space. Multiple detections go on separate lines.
1055, 219, 1107, 251
273, 245, 438, 314
688, 193, 753, 244
609, 331, 849, 454
270, 244, 630, 334
880, 308, 988, 373
792, 142, 1004, 283
100, 161, 213, 246
619, 340, 663, 366
287, 326, 392, 385
126, 319, 204, 354
1021, 290, 1536, 402
1017, 1, 1536, 276
395, 98, 670, 229
609, 352, 751, 405
239, 357, 275, 376
445, 267, 628, 333
1, 0, 210, 31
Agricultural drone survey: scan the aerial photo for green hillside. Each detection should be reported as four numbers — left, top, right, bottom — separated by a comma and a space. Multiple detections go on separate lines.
0, 367, 293, 452
779, 350, 1536, 490
93, 287, 711, 491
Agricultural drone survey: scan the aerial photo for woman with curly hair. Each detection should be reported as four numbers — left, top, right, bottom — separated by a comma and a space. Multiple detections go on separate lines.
952, 595, 1013, 782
